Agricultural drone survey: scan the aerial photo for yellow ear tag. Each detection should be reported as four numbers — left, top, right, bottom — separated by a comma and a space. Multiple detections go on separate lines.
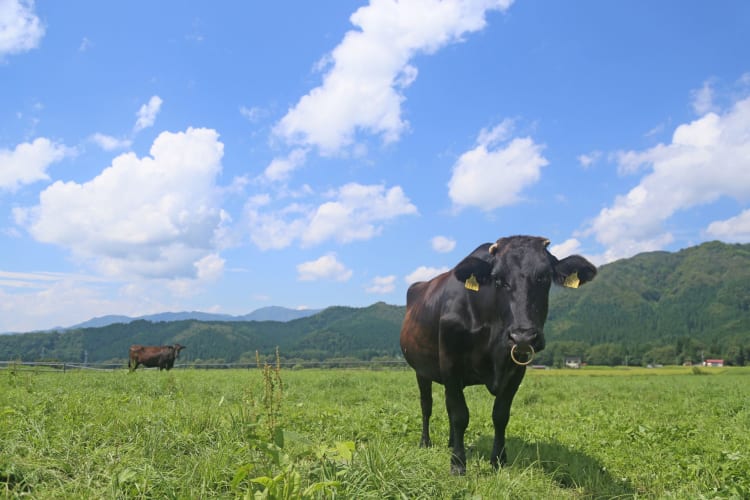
563, 272, 580, 289
465, 274, 479, 292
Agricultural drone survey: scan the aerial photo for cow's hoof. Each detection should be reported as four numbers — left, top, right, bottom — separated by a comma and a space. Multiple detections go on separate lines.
490, 456, 507, 470
450, 458, 466, 475
450, 463, 466, 475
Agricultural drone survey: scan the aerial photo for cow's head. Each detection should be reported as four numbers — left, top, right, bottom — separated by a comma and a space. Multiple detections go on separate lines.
453, 236, 596, 356
173, 344, 185, 357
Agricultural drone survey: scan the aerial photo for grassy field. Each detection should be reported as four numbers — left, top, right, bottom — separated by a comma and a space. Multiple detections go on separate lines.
2, 364, 749, 499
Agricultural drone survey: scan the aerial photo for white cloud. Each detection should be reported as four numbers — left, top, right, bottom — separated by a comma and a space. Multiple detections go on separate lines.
706, 209, 750, 242
431, 235, 456, 253
405, 265, 449, 284
240, 105, 264, 122
691, 79, 716, 115
586, 96, 750, 262
303, 183, 417, 246
549, 238, 581, 258
645, 122, 666, 138
246, 182, 417, 250
0, 0, 44, 57
477, 119, 514, 145
93, 98, 168, 150
263, 148, 308, 182
78, 36, 92, 52
15, 127, 227, 281
194, 253, 225, 282
89, 133, 132, 151
448, 122, 548, 211
577, 150, 602, 169
0, 280, 108, 332
366, 275, 396, 293
274, 0, 513, 155
0, 268, 166, 332
245, 203, 309, 250
134, 95, 163, 132
0, 269, 104, 289
297, 254, 352, 282
0, 138, 72, 191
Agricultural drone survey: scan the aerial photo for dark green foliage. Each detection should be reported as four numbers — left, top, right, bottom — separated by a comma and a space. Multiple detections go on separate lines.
2, 241, 750, 365
0, 302, 406, 364
545, 240, 750, 364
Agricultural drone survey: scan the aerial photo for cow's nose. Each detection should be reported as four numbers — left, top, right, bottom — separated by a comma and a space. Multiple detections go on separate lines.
509, 329, 538, 347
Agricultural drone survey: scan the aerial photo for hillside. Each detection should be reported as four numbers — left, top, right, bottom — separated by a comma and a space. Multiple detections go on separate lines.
544, 241, 750, 365
1, 241, 749, 366
0, 302, 405, 364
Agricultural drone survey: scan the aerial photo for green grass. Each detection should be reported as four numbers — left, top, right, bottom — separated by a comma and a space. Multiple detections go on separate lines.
2, 366, 749, 498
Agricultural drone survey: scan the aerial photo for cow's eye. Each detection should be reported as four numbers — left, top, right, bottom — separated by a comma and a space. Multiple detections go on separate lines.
536, 274, 550, 284
495, 278, 510, 290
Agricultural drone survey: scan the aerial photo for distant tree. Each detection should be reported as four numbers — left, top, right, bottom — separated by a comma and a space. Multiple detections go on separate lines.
540, 340, 588, 368
643, 345, 677, 366
586, 343, 625, 366
724, 343, 746, 366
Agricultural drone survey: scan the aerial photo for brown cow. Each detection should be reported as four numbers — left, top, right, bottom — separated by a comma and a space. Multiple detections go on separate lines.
400, 235, 596, 474
128, 344, 185, 372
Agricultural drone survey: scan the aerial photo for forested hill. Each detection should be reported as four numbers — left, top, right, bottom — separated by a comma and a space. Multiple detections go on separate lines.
0, 302, 406, 365
1, 241, 749, 366
545, 240, 750, 365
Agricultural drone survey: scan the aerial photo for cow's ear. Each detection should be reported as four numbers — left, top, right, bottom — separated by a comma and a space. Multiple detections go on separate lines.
553, 255, 597, 288
454, 256, 493, 284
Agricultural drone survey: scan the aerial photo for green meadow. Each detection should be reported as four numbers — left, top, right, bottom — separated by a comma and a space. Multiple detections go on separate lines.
2, 365, 749, 499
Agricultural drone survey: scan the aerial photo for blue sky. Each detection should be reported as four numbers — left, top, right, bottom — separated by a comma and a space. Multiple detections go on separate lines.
2, 0, 750, 332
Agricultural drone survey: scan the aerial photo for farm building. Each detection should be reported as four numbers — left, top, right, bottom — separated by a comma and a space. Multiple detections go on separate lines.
564, 356, 582, 369
702, 359, 724, 367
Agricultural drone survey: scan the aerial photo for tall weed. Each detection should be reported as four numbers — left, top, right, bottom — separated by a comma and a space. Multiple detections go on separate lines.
233, 349, 348, 498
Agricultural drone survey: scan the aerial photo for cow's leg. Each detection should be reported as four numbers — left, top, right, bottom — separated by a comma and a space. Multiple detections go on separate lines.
444, 381, 469, 475
490, 370, 525, 469
489, 396, 511, 468
416, 374, 433, 447
445, 395, 454, 448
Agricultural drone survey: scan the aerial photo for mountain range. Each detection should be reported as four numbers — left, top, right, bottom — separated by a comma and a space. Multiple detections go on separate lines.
1, 241, 749, 366
67, 306, 323, 330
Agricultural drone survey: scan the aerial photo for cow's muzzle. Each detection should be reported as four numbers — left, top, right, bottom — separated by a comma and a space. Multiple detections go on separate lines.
510, 344, 535, 366
509, 330, 545, 351
508, 329, 545, 366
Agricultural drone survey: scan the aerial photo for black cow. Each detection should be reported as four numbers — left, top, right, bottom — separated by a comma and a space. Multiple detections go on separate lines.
128, 344, 185, 372
400, 235, 596, 474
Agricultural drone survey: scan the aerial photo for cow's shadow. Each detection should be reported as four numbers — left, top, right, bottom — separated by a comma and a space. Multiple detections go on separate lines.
472, 435, 636, 497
